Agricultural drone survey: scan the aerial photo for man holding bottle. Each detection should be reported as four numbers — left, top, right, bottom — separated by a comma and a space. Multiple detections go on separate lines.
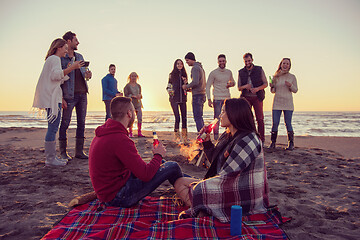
88, 96, 184, 208
206, 54, 235, 140
238, 53, 268, 143
59, 31, 92, 160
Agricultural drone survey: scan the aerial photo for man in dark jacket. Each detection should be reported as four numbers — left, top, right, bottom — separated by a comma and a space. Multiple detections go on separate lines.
238, 53, 268, 143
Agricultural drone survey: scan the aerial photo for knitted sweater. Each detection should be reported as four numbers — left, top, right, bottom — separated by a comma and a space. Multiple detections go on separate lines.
206, 67, 235, 101
32, 55, 69, 122
271, 73, 298, 110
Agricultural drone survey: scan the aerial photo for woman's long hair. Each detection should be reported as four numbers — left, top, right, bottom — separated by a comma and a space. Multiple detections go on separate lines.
45, 38, 66, 60
224, 98, 259, 136
170, 59, 187, 80
274, 58, 291, 77
127, 72, 139, 83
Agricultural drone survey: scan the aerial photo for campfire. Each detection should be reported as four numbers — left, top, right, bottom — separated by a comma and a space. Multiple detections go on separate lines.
179, 140, 210, 168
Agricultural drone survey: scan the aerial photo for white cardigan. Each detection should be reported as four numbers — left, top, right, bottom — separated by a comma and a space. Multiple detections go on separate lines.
32, 55, 69, 122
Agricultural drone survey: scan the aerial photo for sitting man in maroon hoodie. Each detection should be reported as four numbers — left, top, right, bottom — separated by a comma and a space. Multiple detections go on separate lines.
89, 96, 184, 207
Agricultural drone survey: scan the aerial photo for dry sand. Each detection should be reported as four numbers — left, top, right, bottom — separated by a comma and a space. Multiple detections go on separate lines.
0, 127, 359, 239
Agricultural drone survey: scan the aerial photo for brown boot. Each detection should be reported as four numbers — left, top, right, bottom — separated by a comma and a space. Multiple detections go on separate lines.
75, 137, 88, 159
59, 139, 72, 160
181, 128, 188, 144
268, 131, 277, 149
286, 131, 294, 150
174, 129, 181, 144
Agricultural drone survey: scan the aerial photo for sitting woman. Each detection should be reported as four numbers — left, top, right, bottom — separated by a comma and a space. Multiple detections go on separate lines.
175, 97, 269, 222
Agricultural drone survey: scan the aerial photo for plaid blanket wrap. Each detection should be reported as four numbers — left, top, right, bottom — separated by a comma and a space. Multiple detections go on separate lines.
183, 132, 269, 223
42, 197, 288, 239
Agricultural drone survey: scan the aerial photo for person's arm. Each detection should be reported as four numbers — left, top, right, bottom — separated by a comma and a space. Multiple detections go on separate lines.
50, 57, 81, 81
227, 71, 235, 88
123, 84, 132, 98
138, 84, 142, 99
116, 138, 162, 182
186, 67, 200, 89
62, 61, 83, 77
287, 75, 298, 93
250, 69, 268, 93
237, 72, 251, 92
206, 72, 214, 107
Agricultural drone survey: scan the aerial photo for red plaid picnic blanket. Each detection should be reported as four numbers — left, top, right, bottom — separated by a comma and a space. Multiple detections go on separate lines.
42, 197, 289, 239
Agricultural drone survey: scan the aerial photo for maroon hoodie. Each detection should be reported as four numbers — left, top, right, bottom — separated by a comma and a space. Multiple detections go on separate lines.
89, 119, 162, 202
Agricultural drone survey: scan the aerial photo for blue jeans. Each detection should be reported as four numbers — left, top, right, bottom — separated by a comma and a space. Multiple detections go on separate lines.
213, 100, 225, 140
107, 161, 183, 207
104, 100, 111, 121
192, 94, 206, 132
170, 102, 187, 130
59, 93, 87, 140
45, 103, 62, 141
271, 110, 294, 132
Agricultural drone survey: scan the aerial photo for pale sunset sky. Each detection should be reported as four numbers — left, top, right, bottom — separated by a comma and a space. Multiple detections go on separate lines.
0, 0, 359, 112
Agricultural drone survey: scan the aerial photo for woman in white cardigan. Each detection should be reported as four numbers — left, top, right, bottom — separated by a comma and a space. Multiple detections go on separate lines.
269, 58, 298, 150
33, 38, 83, 166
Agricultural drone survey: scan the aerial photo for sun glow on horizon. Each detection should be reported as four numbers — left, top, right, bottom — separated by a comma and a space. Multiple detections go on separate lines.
0, 0, 359, 112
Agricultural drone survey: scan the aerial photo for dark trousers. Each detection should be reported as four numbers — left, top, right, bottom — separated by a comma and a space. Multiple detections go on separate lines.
244, 96, 265, 142
170, 101, 187, 130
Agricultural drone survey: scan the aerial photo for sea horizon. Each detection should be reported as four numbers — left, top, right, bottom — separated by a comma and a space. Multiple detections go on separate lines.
0, 110, 359, 137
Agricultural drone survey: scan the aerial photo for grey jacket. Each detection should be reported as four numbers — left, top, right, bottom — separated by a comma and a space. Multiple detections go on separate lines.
186, 62, 206, 95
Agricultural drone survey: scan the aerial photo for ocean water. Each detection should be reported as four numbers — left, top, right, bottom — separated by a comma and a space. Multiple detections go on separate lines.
0, 111, 359, 137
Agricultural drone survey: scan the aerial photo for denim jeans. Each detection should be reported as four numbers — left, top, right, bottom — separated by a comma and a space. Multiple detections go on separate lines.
192, 94, 206, 132
104, 100, 111, 121
45, 103, 62, 141
135, 107, 142, 124
59, 93, 87, 140
244, 96, 265, 142
272, 110, 294, 132
213, 100, 225, 140
170, 102, 187, 130
107, 161, 183, 208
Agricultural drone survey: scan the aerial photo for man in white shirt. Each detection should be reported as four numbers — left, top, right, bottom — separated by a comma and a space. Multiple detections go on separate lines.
206, 54, 235, 139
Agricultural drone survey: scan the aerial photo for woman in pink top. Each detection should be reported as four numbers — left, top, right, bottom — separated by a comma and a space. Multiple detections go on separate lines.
269, 58, 298, 150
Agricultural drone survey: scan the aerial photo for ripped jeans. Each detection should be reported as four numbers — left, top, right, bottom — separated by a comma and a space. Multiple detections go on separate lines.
106, 161, 183, 207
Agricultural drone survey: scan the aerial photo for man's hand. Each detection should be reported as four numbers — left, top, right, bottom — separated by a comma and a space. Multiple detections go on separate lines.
285, 81, 292, 87
85, 70, 92, 79
244, 84, 252, 90
152, 142, 166, 157
208, 99, 213, 108
250, 87, 259, 93
62, 98, 67, 109
182, 85, 187, 90
226, 81, 234, 88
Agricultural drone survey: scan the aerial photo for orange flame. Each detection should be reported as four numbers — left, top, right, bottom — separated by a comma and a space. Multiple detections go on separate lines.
179, 139, 202, 163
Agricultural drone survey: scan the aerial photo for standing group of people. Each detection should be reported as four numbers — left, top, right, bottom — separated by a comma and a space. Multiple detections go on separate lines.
167, 52, 298, 150
33, 31, 92, 166
31, 31, 298, 223
101, 67, 145, 137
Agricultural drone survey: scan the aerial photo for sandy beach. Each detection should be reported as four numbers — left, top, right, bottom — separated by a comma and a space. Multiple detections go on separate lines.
0, 127, 359, 239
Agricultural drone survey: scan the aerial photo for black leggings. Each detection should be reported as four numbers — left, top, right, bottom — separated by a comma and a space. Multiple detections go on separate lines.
170, 102, 187, 130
